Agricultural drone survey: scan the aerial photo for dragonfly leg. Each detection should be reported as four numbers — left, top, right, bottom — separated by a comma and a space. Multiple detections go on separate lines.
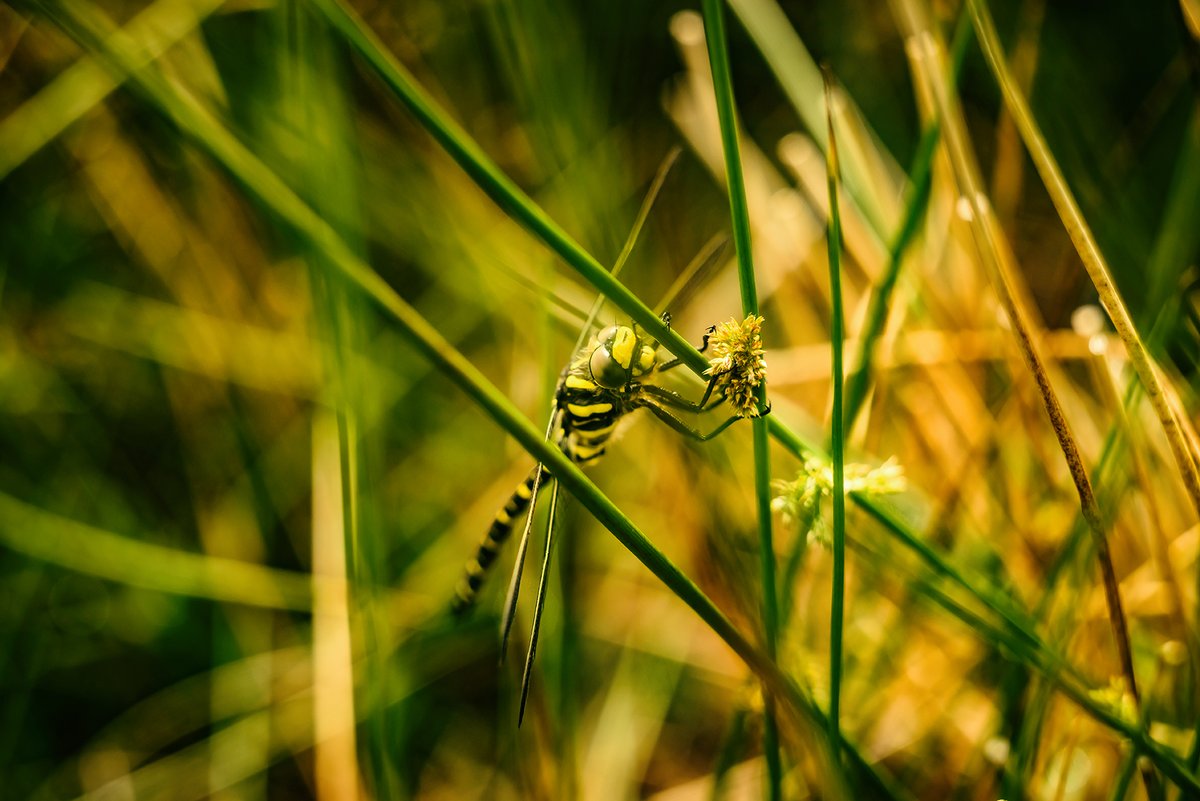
639, 379, 723, 412
641, 401, 744, 441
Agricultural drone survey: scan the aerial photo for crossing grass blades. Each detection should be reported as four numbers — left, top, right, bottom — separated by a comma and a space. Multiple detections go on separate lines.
452, 311, 769, 725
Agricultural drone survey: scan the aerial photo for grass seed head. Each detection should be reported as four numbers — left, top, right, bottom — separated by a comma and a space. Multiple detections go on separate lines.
705, 314, 768, 417
773, 457, 906, 540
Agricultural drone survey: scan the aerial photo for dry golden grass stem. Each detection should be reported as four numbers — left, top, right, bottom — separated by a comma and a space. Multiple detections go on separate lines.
965, 0, 1200, 537
895, 0, 1146, 753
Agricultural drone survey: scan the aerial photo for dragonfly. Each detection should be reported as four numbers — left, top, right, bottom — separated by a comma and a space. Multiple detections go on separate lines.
450, 149, 767, 725
451, 313, 766, 724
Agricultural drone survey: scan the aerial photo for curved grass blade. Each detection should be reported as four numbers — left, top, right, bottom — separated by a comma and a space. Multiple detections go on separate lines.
841, 119, 936, 432
843, 9, 971, 432
0, 490, 314, 611
725, 0, 896, 241
0, 0, 224, 182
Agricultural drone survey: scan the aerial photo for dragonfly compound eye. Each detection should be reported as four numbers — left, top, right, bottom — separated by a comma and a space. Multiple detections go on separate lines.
631, 345, 657, 376
589, 344, 629, 389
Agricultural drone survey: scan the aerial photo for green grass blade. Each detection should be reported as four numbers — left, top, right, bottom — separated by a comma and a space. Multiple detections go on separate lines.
700, 1, 785, 796
822, 68, 847, 766
0, 0, 224, 182
841, 120, 935, 433
843, 10, 970, 431
0, 490, 313, 610
726, 0, 895, 241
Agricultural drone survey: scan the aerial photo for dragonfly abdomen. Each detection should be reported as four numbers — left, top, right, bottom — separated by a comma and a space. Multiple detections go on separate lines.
452, 469, 539, 614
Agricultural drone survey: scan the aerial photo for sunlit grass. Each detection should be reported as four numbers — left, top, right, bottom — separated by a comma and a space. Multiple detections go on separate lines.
2, 0, 1199, 798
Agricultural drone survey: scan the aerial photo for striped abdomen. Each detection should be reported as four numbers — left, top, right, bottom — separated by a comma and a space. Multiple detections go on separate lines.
450, 359, 630, 615
452, 469, 538, 614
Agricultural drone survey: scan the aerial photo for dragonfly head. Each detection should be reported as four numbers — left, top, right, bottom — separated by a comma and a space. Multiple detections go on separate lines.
589, 324, 658, 388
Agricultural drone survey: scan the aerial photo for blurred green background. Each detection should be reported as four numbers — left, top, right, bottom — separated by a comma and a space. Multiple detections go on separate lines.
2, 0, 1199, 798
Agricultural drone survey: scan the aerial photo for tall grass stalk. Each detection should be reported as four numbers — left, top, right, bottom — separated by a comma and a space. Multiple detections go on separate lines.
821, 70, 847, 765
899, 3, 1155, 792
964, 0, 1200, 528
726, 0, 895, 241
0, 490, 315, 610
842, 11, 972, 431
968, 11, 1200, 765
699, 1, 782, 795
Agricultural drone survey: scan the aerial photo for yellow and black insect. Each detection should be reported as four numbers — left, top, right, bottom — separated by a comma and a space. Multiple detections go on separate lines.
452, 314, 763, 724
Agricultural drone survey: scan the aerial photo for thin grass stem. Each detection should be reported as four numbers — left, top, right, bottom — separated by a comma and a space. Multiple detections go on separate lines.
709, 706, 749, 801
0, 0, 225, 182
700, 1, 783, 796
841, 120, 935, 433
821, 68, 848, 766
841, 3, 975, 431
900, 4, 1156, 792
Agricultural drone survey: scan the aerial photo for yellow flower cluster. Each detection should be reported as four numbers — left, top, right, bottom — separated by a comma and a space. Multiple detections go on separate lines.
704, 314, 768, 418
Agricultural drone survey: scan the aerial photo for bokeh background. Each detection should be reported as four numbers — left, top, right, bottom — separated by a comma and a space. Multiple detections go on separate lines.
2, 0, 1199, 798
